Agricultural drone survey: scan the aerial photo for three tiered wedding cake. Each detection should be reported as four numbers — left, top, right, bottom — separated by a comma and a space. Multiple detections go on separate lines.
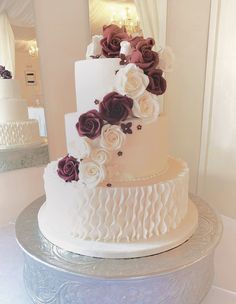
0, 66, 42, 149
38, 25, 198, 258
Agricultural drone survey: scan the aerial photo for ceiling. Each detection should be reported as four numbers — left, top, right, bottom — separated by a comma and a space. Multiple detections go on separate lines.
102, 0, 134, 3
10, 0, 136, 42
12, 25, 35, 41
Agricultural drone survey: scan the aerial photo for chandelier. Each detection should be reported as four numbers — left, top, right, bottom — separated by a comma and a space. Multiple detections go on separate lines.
110, 6, 142, 36
28, 40, 39, 57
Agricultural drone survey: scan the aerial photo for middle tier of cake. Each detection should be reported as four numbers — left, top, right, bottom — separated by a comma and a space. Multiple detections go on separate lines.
0, 98, 28, 122
65, 113, 168, 184
0, 119, 42, 148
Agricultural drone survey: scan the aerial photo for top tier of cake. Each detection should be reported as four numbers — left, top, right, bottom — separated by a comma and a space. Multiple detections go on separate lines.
75, 58, 120, 115
64, 25, 169, 187
0, 79, 28, 122
65, 57, 168, 185
0, 79, 20, 99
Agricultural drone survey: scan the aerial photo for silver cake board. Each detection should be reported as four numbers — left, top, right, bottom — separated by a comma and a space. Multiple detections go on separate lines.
0, 139, 49, 172
15, 194, 222, 304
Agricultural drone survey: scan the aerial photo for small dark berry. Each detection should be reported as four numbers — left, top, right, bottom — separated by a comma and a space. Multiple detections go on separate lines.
137, 125, 142, 130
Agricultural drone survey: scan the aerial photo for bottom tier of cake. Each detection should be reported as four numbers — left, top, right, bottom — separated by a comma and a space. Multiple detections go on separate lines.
38, 157, 198, 258
0, 119, 42, 148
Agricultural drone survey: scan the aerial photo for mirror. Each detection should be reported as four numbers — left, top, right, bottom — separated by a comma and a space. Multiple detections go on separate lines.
0, 15, 49, 172
89, 0, 141, 36
13, 25, 48, 137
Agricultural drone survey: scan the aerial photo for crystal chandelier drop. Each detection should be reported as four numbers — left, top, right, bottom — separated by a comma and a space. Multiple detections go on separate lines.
28, 40, 39, 57
110, 6, 142, 36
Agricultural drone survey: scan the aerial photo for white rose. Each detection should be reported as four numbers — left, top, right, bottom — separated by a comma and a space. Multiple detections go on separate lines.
79, 161, 105, 188
158, 46, 175, 72
86, 35, 103, 59
120, 41, 132, 56
100, 124, 125, 151
91, 148, 109, 165
114, 63, 149, 99
132, 92, 160, 124
69, 137, 91, 160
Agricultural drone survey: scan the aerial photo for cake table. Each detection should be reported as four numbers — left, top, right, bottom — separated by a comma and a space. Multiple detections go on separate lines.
15, 195, 222, 304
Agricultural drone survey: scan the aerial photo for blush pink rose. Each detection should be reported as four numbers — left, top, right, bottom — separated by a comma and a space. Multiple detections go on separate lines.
129, 37, 155, 49
128, 37, 158, 72
101, 24, 129, 58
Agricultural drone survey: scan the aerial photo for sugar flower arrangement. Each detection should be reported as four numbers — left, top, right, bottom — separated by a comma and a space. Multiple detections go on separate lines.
58, 24, 172, 188
0, 65, 12, 79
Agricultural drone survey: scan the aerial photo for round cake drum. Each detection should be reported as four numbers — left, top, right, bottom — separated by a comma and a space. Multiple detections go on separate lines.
15, 194, 222, 304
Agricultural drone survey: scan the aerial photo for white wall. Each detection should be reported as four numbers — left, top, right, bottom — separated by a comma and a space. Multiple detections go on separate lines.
198, 0, 236, 219
15, 48, 42, 106
33, 0, 90, 160
165, 0, 211, 193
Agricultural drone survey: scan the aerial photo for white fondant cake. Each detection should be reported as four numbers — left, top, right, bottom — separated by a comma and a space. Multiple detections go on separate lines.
0, 120, 41, 148
74, 58, 121, 115
0, 98, 28, 122
0, 78, 42, 148
0, 78, 20, 99
38, 25, 198, 258
65, 112, 168, 182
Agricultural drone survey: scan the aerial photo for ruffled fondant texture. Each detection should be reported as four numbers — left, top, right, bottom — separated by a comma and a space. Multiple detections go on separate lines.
41, 158, 189, 243
0, 120, 41, 147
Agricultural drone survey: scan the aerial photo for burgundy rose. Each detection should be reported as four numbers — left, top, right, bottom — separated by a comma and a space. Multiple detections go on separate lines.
129, 37, 155, 49
136, 38, 155, 50
76, 110, 104, 139
99, 92, 133, 124
129, 36, 144, 48
147, 69, 167, 96
129, 48, 159, 73
0, 69, 12, 79
101, 24, 129, 58
57, 155, 80, 182
128, 37, 158, 72
0, 65, 5, 73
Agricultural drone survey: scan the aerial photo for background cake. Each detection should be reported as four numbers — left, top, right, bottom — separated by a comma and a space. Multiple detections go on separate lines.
38, 25, 198, 258
0, 66, 42, 149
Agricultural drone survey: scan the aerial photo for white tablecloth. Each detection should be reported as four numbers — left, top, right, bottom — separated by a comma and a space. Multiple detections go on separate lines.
28, 107, 47, 137
0, 216, 236, 304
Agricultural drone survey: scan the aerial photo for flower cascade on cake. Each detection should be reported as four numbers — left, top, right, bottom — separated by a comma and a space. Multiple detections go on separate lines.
57, 24, 171, 188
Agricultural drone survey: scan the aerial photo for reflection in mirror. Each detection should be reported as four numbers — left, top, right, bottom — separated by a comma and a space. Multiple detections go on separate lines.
0, 11, 49, 172
89, 0, 142, 36
14, 26, 47, 135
